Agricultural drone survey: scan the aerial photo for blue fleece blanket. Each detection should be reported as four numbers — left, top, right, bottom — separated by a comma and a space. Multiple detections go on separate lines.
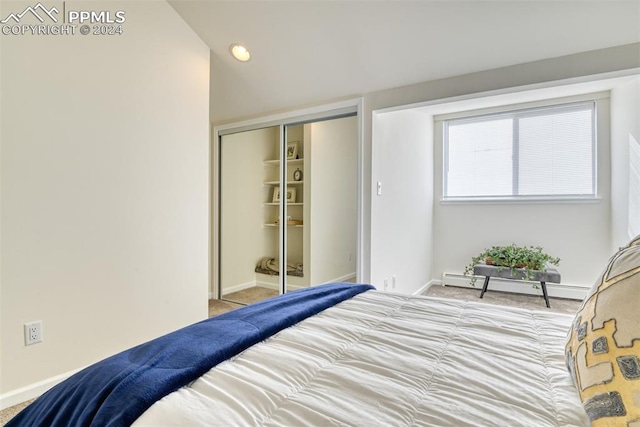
7, 283, 373, 427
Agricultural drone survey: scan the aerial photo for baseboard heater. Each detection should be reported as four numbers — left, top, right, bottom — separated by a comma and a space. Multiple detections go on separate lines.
441, 272, 589, 300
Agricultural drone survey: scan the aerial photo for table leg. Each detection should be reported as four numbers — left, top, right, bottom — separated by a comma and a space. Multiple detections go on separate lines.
479, 276, 490, 299
540, 281, 551, 308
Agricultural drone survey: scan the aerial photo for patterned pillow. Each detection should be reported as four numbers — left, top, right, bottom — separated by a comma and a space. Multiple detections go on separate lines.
565, 237, 640, 425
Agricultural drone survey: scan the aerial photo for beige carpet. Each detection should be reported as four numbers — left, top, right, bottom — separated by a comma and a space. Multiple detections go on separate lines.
424, 284, 582, 315
222, 286, 279, 305
210, 284, 581, 317
209, 286, 279, 317
208, 298, 244, 317
0, 399, 34, 426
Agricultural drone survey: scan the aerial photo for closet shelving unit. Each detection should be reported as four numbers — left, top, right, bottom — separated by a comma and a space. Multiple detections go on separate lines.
260, 133, 307, 283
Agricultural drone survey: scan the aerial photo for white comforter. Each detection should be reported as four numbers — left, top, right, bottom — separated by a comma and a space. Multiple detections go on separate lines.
134, 291, 588, 426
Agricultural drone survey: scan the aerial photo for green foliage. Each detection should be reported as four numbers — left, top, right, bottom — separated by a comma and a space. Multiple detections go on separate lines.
463, 244, 560, 286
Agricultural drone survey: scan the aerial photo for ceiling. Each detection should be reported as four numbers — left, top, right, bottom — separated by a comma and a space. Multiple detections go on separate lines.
168, 1, 640, 123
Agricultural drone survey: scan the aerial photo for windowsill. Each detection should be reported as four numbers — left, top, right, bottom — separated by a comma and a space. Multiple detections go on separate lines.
440, 196, 602, 205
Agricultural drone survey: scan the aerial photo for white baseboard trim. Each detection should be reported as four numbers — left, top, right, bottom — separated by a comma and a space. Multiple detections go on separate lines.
441, 272, 588, 300
320, 273, 357, 285
214, 272, 358, 300
220, 280, 258, 296
0, 368, 82, 410
255, 280, 280, 290
412, 279, 439, 296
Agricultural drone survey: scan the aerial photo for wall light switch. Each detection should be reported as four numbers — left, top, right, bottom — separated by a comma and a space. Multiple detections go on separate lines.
377, 181, 382, 196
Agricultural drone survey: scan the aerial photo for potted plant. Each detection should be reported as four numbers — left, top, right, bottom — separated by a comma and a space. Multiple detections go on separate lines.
463, 244, 560, 286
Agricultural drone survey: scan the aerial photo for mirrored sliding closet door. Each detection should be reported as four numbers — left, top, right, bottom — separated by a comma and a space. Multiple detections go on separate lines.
219, 115, 358, 305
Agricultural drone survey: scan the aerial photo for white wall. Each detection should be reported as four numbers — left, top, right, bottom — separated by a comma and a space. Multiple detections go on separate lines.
0, 0, 210, 404
611, 76, 640, 248
369, 80, 636, 296
308, 116, 358, 285
360, 43, 640, 285
431, 97, 613, 290
371, 110, 433, 293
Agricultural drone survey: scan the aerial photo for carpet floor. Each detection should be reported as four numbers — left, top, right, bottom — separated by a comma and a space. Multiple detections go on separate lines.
424, 284, 582, 315
0, 399, 34, 426
222, 287, 279, 305
208, 286, 280, 318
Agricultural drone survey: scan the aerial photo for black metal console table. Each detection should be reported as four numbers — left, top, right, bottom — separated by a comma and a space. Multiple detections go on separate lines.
473, 264, 561, 308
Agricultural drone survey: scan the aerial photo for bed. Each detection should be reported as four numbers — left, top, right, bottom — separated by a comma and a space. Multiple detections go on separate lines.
7, 282, 590, 427
135, 290, 589, 427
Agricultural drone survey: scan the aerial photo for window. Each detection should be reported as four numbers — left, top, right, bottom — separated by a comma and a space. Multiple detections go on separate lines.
443, 101, 596, 201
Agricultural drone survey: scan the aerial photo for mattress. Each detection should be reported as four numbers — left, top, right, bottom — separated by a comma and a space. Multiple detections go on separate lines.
135, 291, 588, 426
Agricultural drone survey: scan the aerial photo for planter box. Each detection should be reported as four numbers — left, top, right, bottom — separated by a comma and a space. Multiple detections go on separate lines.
473, 263, 561, 308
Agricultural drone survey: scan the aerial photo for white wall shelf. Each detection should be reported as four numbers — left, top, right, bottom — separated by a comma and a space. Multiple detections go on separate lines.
264, 158, 304, 166
263, 180, 304, 185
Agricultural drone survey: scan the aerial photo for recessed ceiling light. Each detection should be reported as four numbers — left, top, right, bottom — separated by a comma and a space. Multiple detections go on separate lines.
229, 43, 251, 62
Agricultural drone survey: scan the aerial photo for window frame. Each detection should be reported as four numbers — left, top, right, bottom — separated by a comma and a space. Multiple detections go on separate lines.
442, 100, 598, 203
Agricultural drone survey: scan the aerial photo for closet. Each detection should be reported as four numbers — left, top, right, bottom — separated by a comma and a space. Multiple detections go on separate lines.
219, 115, 357, 304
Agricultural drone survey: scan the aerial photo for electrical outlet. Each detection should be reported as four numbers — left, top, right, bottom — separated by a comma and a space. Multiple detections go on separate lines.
383, 277, 389, 291
24, 321, 43, 346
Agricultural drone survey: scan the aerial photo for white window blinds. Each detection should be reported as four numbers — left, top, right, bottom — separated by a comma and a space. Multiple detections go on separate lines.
443, 101, 596, 201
